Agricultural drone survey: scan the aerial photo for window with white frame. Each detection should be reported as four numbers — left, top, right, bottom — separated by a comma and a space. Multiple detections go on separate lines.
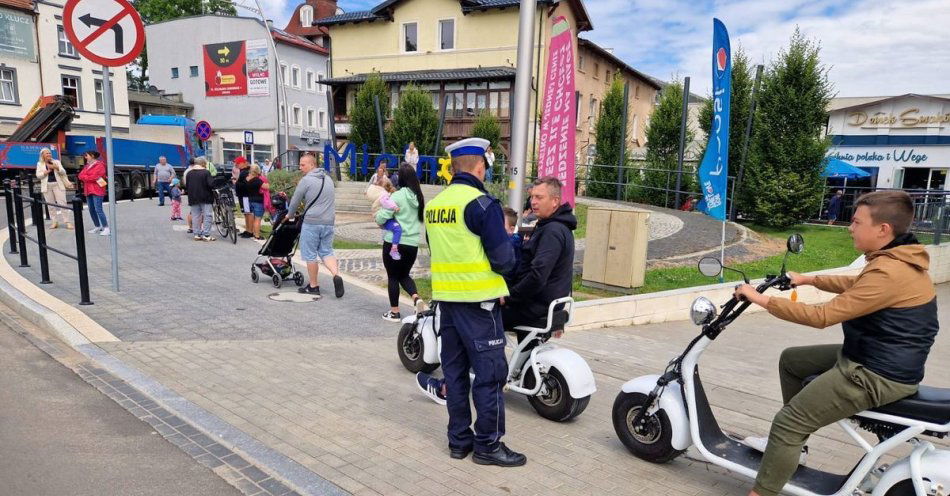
279, 103, 285, 123
588, 96, 597, 129
0, 68, 18, 104
300, 5, 314, 26
57, 26, 77, 56
578, 52, 585, 71
439, 19, 455, 50
189, 65, 199, 77
317, 72, 325, 94
280, 64, 288, 86
171, 67, 179, 79
306, 70, 314, 91
223, 142, 243, 165
291, 66, 300, 88
402, 22, 417, 52
292, 104, 301, 126
94, 79, 114, 112
319, 110, 326, 130
61, 75, 81, 108
307, 108, 315, 128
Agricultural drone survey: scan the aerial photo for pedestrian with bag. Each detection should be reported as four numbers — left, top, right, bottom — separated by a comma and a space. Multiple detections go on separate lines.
35, 148, 74, 230
245, 164, 269, 240
152, 156, 176, 206
286, 153, 344, 299
77, 150, 109, 236
420, 137, 523, 467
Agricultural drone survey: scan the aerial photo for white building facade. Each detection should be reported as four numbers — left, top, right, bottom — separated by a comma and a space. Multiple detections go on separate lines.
827, 94, 950, 191
0, 0, 130, 137
146, 14, 330, 166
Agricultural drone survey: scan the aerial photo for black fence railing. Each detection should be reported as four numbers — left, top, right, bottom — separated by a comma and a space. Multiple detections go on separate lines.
814, 185, 950, 244
3, 179, 92, 305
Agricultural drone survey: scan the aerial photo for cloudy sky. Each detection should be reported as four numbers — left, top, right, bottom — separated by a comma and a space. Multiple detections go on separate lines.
254, 0, 949, 98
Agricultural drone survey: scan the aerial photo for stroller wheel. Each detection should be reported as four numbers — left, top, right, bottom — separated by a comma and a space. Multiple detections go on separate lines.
251, 267, 259, 283
272, 274, 282, 288
293, 272, 305, 287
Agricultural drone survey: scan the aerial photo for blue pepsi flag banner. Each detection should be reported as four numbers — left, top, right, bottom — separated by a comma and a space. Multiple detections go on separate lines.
698, 18, 731, 221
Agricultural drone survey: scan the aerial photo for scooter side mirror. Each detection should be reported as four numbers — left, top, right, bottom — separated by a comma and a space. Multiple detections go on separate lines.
787, 234, 804, 254
698, 257, 722, 277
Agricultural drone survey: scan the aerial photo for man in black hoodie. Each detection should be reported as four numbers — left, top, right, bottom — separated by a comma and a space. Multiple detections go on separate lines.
503, 177, 576, 335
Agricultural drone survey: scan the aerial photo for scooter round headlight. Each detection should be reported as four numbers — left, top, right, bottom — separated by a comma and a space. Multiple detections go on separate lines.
690, 297, 717, 325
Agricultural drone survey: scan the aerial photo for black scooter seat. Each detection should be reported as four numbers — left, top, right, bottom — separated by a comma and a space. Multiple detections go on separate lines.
803, 375, 950, 425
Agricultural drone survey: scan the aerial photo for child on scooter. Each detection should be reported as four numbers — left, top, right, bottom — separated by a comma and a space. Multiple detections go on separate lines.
733, 190, 938, 496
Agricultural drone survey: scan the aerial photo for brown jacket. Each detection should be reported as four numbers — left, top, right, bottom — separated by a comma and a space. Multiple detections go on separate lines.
768, 243, 934, 328
768, 238, 938, 384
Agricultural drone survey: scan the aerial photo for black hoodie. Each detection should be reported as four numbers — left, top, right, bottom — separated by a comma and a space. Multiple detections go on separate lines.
509, 203, 577, 319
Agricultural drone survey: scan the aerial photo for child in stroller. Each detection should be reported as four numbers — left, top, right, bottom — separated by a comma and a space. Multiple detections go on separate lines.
250, 191, 305, 288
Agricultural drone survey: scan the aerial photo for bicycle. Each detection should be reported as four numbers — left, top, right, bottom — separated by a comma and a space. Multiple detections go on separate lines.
212, 186, 238, 244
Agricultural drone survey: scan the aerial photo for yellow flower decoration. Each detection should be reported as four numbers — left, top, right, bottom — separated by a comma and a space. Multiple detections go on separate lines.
436, 156, 453, 183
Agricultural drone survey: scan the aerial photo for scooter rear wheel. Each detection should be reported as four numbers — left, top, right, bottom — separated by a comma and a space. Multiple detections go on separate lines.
612, 391, 684, 463
883, 480, 919, 496
526, 367, 590, 422
397, 323, 439, 374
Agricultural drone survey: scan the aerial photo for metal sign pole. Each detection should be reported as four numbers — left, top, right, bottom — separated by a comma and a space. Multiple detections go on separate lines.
507, 0, 537, 211
102, 65, 119, 291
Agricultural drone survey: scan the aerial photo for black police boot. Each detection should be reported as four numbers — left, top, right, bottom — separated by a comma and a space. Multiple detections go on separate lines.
449, 446, 472, 459
472, 443, 526, 467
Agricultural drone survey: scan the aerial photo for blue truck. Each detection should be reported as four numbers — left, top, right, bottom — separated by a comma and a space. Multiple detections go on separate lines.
1, 96, 206, 198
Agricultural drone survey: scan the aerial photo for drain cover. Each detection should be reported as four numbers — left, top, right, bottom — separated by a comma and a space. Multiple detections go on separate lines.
268, 292, 319, 303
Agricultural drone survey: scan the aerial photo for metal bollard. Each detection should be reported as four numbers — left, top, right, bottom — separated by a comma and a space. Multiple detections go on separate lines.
30, 189, 51, 284
13, 183, 29, 267
4, 180, 17, 254
72, 196, 92, 305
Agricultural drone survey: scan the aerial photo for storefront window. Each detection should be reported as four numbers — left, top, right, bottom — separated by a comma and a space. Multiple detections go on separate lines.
223, 141, 243, 166
253, 145, 272, 166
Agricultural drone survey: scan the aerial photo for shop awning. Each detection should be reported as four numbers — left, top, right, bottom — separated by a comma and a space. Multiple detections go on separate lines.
823, 158, 871, 179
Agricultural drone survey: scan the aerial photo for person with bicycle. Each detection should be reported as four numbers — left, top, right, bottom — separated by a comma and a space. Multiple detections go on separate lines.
185, 159, 216, 242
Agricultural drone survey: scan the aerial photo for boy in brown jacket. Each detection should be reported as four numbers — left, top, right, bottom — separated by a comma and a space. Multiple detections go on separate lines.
734, 191, 938, 496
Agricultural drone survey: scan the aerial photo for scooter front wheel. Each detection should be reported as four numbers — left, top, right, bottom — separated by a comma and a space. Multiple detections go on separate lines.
526, 367, 590, 422
396, 323, 439, 374
612, 391, 684, 463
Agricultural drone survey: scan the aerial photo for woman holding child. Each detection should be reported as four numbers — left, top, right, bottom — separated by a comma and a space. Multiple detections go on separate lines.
375, 163, 427, 322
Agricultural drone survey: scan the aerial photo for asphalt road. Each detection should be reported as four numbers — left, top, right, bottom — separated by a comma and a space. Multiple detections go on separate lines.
0, 302, 240, 496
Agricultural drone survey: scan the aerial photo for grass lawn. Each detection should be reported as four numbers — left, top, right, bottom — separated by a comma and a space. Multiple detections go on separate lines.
574, 203, 588, 239
635, 224, 860, 294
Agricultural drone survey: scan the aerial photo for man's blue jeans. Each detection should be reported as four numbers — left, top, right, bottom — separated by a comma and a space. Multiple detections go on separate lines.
156, 181, 171, 205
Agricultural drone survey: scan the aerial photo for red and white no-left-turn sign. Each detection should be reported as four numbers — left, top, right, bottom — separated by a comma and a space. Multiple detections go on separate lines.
63, 0, 144, 67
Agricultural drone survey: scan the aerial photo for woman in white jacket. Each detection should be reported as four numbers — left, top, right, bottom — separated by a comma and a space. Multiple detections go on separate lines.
35, 148, 74, 229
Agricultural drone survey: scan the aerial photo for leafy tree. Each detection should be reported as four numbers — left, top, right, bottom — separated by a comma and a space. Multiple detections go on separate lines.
699, 47, 756, 216
387, 84, 439, 156
586, 77, 627, 199
348, 73, 389, 159
130, 0, 236, 88
628, 81, 694, 207
743, 29, 833, 228
471, 111, 503, 180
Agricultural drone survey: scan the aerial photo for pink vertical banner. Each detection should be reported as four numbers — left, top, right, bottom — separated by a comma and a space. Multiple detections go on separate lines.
537, 16, 577, 206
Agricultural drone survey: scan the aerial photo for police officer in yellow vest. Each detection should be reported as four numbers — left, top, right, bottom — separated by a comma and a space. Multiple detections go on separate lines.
418, 137, 524, 466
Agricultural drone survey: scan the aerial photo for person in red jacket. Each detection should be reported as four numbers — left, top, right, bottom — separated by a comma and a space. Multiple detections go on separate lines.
77, 150, 109, 236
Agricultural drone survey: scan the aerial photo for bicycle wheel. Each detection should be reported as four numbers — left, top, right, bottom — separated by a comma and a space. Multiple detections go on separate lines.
225, 198, 238, 244
214, 202, 230, 238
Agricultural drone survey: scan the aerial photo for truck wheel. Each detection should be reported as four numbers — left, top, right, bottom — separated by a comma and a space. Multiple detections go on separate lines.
130, 174, 146, 199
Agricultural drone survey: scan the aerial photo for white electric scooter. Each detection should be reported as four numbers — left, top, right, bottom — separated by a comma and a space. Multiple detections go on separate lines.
397, 297, 596, 421
612, 235, 950, 496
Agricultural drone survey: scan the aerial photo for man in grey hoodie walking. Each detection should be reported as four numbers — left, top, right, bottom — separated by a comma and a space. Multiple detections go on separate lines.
286, 153, 344, 298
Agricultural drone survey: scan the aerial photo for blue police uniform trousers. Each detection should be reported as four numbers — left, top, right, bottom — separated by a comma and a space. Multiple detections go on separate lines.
438, 300, 508, 453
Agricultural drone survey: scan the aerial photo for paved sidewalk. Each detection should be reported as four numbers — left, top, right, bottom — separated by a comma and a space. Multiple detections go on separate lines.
101, 287, 950, 495
4, 200, 401, 341
4, 197, 948, 496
